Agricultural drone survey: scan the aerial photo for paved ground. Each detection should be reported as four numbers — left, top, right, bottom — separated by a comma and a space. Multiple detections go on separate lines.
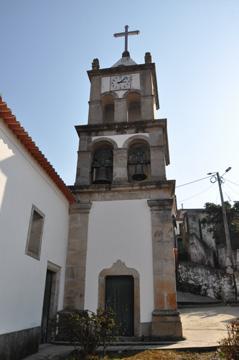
23, 305, 239, 359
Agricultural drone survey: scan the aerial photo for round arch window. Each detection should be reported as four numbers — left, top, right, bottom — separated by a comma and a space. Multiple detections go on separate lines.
128, 142, 150, 181
92, 144, 113, 184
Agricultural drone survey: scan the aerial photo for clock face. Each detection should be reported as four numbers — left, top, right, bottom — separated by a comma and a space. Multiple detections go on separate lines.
110, 75, 131, 90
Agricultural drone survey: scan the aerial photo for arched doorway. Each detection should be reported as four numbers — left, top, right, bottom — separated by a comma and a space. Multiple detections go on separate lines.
98, 260, 140, 336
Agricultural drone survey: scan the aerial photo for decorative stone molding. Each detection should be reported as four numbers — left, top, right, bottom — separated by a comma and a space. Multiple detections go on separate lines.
98, 260, 140, 336
152, 310, 182, 339
147, 198, 174, 211
72, 181, 176, 203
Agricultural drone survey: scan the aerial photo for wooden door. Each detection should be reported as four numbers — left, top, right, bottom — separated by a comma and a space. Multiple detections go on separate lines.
41, 270, 53, 343
105, 276, 134, 336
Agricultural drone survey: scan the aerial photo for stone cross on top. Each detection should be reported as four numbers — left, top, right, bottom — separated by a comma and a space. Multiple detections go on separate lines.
114, 25, 140, 57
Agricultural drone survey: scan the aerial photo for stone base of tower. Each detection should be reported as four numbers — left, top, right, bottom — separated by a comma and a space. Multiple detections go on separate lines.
151, 309, 183, 339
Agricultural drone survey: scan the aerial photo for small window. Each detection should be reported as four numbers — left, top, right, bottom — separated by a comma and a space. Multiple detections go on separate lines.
26, 206, 45, 260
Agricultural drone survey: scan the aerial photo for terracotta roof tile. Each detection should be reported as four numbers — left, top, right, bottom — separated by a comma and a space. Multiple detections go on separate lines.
0, 96, 75, 204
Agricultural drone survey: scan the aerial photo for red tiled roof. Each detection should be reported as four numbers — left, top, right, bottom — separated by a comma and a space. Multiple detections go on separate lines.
0, 97, 75, 204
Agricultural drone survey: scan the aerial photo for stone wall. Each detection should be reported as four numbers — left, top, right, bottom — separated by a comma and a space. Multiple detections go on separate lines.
0, 327, 40, 360
177, 209, 238, 270
177, 262, 236, 302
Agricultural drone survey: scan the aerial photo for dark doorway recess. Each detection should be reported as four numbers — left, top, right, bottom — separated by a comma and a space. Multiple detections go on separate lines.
105, 275, 134, 336
41, 269, 54, 343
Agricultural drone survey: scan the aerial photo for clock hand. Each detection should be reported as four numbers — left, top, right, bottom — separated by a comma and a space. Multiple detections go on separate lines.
117, 77, 127, 84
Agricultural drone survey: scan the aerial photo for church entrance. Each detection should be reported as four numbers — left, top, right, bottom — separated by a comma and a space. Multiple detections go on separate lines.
105, 275, 134, 336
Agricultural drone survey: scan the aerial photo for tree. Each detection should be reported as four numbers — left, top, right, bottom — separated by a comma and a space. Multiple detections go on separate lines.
202, 201, 239, 250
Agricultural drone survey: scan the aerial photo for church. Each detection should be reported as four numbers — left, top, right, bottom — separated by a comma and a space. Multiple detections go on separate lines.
0, 27, 182, 360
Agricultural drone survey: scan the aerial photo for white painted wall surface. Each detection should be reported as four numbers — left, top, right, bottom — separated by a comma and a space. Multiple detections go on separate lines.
85, 200, 154, 323
0, 120, 69, 335
92, 133, 149, 149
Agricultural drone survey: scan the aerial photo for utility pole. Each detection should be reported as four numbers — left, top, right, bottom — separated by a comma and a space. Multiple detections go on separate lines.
208, 168, 233, 274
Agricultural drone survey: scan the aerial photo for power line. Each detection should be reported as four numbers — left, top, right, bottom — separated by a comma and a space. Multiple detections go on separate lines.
224, 190, 233, 204
224, 181, 239, 198
176, 176, 211, 188
226, 179, 239, 187
179, 184, 214, 203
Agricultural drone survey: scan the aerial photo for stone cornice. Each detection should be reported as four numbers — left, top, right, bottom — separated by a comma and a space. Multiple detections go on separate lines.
69, 201, 92, 214
69, 180, 175, 201
147, 198, 174, 211
75, 118, 167, 134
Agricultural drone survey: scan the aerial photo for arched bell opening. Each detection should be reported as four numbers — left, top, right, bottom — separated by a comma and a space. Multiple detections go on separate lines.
91, 142, 113, 184
128, 141, 151, 182
127, 92, 141, 122
102, 94, 115, 123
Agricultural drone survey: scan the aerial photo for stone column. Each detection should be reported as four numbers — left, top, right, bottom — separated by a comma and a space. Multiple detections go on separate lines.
75, 151, 92, 186
88, 76, 103, 124
75, 135, 92, 186
147, 199, 182, 338
88, 100, 103, 124
141, 95, 154, 120
114, 98, 128, 122
113, 148, 128, 184
64, 201, 92, 310
150, 146, 166, 181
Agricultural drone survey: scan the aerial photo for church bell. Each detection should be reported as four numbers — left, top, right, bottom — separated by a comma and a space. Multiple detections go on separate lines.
132, 163, 147, 181
94, 166, 111, 184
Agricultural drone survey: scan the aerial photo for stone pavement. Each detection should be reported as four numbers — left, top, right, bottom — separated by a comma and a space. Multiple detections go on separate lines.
23, 305, 239, 359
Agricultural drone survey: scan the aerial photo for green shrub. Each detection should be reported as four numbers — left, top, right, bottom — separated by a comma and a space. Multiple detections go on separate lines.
53, 308, 118, 359
218, 318, 239, 359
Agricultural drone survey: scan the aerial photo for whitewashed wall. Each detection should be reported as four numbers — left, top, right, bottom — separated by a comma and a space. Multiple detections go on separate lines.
85, 199, 154, 323
92, 133, 149, 148
0, 119, 69, 335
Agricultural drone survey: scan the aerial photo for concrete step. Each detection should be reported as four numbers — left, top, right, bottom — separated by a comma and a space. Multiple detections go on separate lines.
177, 291, 222, 306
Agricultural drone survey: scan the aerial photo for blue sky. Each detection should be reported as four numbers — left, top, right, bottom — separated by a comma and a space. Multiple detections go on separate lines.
1, 0, 239, 208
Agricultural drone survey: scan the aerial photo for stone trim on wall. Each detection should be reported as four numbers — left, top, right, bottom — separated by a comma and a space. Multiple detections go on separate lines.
72, 181, 175, 203
98, 260, 140, 336
64, 201, 92, 310
147, 198, 183, 338
46, 261, 61, 320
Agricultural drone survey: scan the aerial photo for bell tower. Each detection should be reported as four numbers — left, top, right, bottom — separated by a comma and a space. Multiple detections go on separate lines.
65, 26, 182, 339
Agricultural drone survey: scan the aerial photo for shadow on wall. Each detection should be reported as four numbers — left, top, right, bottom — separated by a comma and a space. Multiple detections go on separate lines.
0, 137, 15, 213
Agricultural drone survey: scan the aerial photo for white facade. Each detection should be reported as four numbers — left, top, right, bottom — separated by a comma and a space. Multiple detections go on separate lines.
92, 133, 150, 148
85, 199, 154, 323
0, 119, 69, 335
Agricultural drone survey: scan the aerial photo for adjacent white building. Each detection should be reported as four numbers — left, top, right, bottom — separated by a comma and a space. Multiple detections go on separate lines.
0, 97, 74, 359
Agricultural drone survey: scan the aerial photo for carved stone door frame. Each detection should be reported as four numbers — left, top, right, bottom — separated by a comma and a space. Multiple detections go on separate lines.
98, 260, 140, 336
